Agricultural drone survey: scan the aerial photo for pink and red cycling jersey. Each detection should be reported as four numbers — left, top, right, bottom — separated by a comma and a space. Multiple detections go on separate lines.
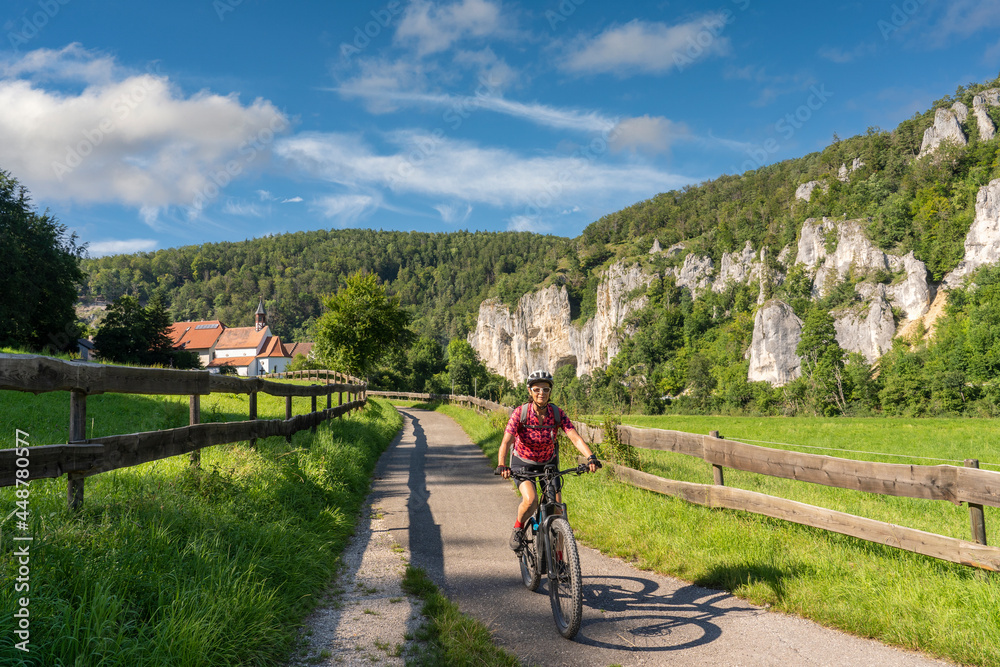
504, 403, 575, 462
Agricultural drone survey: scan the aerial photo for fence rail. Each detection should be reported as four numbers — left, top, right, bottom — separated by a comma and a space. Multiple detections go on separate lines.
0, 355, 367, 508
372, 390, 1000, 572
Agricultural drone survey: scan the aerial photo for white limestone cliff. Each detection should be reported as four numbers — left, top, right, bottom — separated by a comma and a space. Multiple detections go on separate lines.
673, 253, 714, 293
468, 260, 654, 382
943, 178, 1000, 288
712, 241, 758, 293
919, 108, 967, 157
795, 180, 827, 202
952, 101, 969, 123
833, 286, 895, 364
746, 300, 802, 386
973, 94, 997, 142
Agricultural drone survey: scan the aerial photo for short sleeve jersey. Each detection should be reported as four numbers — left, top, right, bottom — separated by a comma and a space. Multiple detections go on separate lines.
504, 403, 575, 462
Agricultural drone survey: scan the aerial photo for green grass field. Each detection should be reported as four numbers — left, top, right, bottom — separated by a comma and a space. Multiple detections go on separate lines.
442, 405, 1000, 667
0, 387, 402, 666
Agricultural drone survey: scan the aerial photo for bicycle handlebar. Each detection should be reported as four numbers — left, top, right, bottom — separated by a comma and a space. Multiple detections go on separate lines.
494, 463, 592, 477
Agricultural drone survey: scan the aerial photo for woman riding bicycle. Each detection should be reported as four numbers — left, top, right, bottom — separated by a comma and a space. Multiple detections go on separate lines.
496, 370, 600, 551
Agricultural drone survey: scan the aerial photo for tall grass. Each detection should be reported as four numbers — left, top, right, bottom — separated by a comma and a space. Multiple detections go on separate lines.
447, 406, 1000, 667
0, 389, 401, 666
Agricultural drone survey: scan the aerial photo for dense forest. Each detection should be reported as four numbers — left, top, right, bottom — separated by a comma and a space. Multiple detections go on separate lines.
81, 230, 575, 343
75, 75, 1000, 418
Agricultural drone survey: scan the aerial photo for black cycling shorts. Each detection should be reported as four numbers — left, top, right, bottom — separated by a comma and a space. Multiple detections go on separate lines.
511, 454, 561, 494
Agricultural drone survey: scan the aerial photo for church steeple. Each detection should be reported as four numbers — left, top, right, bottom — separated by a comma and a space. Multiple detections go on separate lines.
255, 297, 267, 332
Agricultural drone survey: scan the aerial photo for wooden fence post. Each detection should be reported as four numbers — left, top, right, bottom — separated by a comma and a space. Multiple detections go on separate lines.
710, 430, 725, 486
311, 387, 318, 434
249, 391, 257, 448
285, 395, 293, 442
338, 385, 343, 419
966, 459, 988, 545
189, 395, 201, 468
67, 389, 87, 510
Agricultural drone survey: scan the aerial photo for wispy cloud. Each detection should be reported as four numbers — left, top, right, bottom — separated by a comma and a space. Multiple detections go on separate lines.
314, 194, 378, 224
560, 16, 731, 76
87, 238, 158, 256
335, 83, 616, 133
282, 196, 303, 203
223, 199, 264, 217
818, 42, 876, 64
277, 130, 691, 214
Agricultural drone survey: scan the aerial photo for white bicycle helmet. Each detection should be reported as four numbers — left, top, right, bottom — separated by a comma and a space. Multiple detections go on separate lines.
526, 369, 553, 389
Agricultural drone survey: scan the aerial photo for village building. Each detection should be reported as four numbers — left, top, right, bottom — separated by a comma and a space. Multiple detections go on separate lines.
170, 299, 296, 376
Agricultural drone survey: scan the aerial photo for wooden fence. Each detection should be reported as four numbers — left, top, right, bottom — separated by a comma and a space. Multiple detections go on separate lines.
372, 390, 1000, 572
0, 354, 367, 509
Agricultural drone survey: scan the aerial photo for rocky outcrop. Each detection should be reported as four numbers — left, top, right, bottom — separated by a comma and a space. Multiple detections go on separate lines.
795, 180, 827, 202
468, 260, 653, 382
952, 101, 969, 123
943, 178, 1000, 288
746, 300, 802, 386
712, 241, 757, 293
833, 286, 895, 364
673, 253, 713, 293
884, 252, 933, 321
837, 157, 865, 182
919, 108, 967, 157
649, 238, 662, 254
973, 93, 997, 142
794, 218, 931, 320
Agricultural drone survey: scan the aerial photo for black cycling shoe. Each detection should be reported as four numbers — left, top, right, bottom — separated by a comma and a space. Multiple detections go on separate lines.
509, 528, 525, 551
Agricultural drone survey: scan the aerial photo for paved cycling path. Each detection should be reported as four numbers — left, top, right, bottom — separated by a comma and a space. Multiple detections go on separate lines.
381, 408, 951, 667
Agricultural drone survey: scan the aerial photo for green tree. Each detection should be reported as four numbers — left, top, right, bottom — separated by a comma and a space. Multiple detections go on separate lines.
314, 270, 415, 377
0, 171, 85, 351
94, 295, 197, 367
796, 308, 846, 414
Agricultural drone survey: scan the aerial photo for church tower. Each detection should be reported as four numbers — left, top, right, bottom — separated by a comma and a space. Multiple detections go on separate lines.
255, 297, 267, 332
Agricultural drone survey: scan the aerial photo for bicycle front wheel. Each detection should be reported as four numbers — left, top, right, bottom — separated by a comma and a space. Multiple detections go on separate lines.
547, 517, 582, 639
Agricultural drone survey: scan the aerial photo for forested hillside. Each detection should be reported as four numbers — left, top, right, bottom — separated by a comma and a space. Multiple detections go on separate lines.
82, 230, 573, 342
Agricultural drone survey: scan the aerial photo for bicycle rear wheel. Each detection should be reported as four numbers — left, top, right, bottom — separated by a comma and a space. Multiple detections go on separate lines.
519, 525, 541, 591
546, 517, 582, 639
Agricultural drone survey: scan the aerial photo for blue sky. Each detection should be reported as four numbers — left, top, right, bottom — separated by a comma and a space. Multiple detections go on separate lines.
2, 0, 999, 256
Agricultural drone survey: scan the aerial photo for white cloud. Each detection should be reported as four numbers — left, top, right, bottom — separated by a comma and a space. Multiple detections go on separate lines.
395, 0, 505, 56
337, 83, 616, 134
925, 2, 1000, 46
87, 238, 158, 256
282, 196, 303, 203
434, 202, 472, 223
506, 215, 535, 232
223, 199, 264, 216
277, 131, 689, 213
0, 46, 288, 222
818, 43, 876, 64
611, 116, 689, 154
314, 194, 378, 223
560, 16, 731, 76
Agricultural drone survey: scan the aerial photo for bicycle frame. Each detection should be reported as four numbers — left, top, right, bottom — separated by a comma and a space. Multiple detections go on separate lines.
519, 464, 586, 576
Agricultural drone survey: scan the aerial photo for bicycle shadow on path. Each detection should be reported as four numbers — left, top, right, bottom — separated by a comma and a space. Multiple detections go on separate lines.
573, 574, 755, 652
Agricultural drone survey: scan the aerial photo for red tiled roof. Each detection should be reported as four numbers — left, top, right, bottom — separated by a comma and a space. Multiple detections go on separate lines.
169, 321, 225, 350
260, 336, 290, 358
208, 356, 256, 368
216, 326, 268, 351
286, 342, 315, 358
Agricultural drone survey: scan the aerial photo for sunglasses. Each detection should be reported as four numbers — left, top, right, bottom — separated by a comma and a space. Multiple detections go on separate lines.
530, 386, 551, 394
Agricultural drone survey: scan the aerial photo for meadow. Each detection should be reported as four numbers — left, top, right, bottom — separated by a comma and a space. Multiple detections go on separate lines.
0, 387, 402, 666
439, 404, 1000, 667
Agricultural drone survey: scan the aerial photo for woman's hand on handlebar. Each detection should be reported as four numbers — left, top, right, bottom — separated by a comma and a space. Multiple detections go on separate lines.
495, 464, 511, 479
587, 454, 601, 473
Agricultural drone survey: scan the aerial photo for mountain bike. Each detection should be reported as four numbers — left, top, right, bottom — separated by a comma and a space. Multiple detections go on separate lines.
498, 462, 592, 639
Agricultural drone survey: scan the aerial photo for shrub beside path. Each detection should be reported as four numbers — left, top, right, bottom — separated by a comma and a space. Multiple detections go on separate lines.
295, 407, 955, 666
